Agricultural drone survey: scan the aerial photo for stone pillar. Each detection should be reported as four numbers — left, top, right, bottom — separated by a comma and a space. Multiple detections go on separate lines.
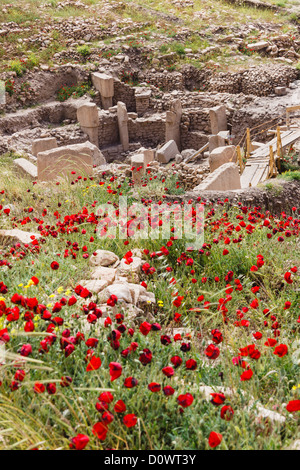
135, 89, 152, 116
209, 134, 225, 153
77, 103, 99, 147
131, 154, 145, 185
165, 99, 182, 151
117, 101, 129, 151
209, 105, 227, 135
92, 72, 114, 110
144, 149, 155, 167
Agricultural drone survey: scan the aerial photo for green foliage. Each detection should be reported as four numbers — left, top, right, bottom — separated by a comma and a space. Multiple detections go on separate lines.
278, 170, 300, 181
8, 60, 27, 77
57, 82, 92, 102
77, 44, 91, 57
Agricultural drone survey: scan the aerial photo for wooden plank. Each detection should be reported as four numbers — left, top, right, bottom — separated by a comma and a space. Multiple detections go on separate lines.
250, 130, 300, 159
251, 163, 269, 187
261, 164, 270, 182
240, 164, 259, 188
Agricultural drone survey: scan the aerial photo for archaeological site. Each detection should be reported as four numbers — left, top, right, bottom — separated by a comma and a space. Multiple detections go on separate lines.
0, 0, 299, 453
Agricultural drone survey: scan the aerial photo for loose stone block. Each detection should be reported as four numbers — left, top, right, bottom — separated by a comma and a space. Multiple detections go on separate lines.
14, 158, 37, 180
209, 105, 227, 135
275, 86, 287, 96
247, 41, 269, 51
156, 140, 179, 164
37, 143, 93, 182
32, 137, 57, 157
209, 145, 237, 172
193, 163, 241, 191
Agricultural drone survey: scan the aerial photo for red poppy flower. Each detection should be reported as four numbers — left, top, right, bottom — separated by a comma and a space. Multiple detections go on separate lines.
163, 385, 175, 396
210, 393, 226, 406
123, 414, 137, 428
20, 344, 32, 357
86, 356, 102, 371
50, 261, 59, 270
240, 369, 253, 381
92, 422, 108, 440
109, 362, 122, 381
171, 356, 182, 368
139, 321, 152, 336
114, 400, 126, 413
107, 295, 118, 307
69, 434, 89, 450
220, 405, 234, 421
148, 382, 161, 392
177, 393, 194, 408
186, 359, 197, 370
204, 344, 220, 360
162, 366, 174, 377
286, 400, 300, 413
208, 431, 222, 448
273, 344, 288, 357
34, 382, 45, 394
124, 377, 138, 388
284, 272, 293, 284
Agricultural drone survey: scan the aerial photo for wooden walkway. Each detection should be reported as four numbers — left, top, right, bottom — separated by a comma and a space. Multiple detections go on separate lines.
241, 129, 300, 188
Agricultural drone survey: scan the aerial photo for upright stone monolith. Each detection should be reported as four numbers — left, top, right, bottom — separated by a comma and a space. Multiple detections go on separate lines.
117, 101, 129, 151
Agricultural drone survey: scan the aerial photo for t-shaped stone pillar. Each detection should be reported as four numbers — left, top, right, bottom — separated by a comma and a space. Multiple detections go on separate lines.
117, 101, 129, 151
92, 72, 114, 110
209, 105, 227, 135
77, 103, 99, 148
165, 99, 182, 151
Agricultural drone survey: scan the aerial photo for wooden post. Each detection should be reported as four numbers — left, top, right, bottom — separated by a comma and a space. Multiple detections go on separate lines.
246, 128, 251, 159
276, 126, 282, 171
236, 145, 243, 174
269, 146, 274, 178
269, 146, 277, 178
286, 109, 290, 130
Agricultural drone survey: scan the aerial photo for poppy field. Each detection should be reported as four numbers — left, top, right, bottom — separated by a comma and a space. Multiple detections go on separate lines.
0, 160, 299, 451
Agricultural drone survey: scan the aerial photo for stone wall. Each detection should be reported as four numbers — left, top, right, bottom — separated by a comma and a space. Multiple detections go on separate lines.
210, 65, 298, 96
113, 80, 136, 112
98, 112, 119, 147
128, 115, 166, 147
138, 71, 185, 92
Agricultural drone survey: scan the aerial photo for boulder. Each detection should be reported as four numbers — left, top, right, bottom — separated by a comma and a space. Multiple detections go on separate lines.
90, 266, 116, 285
80, 279, 108, 294
0, 229, 41, 245
89, 250, 120, 267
